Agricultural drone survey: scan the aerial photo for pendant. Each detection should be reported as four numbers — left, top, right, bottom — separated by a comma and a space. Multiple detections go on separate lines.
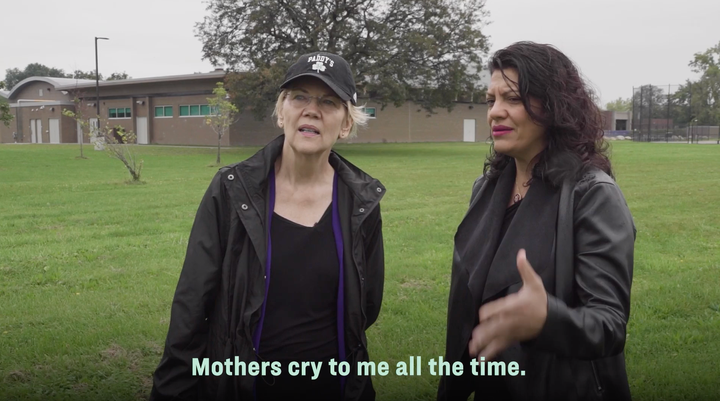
513, 193, 521, 204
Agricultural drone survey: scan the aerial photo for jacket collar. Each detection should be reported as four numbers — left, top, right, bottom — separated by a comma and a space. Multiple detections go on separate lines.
232, 134, 385, 207
457, 162, 560, 308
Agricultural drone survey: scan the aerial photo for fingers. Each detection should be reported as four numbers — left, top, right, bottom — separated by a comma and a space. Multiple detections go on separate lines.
468, 312, 509, 356
478, 295, 516, 322
469, 317, 497, 356
478, 338, 509, 361
469, 249, 546, 360
468, 327, 482, 357
468, 320, 510, 360
517, 248, 542, 287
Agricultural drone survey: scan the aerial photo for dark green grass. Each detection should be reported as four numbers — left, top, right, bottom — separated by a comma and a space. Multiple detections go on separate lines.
0, 141, 718, 400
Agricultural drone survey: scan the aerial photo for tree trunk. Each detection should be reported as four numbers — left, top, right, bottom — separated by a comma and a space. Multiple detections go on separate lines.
216, 134, 221, 164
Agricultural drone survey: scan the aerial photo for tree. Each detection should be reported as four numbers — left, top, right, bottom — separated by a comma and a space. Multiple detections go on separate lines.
205, 82, 238, 165
664, 42, 720, 128
0, 81, 12, 128
107, 72, 131, 81
4, 63, 68, 88
98, 125, 144, 182
686, 41, 720, 126
670, 80, 695, 127
63, 105, 144, 182
62, 95, 92, 159
605, 97, 632, 112
71, 70, 99, 80
632, 84, 669, 119
3, 64, 131, 89
195, 0, 491, 120
0, 103, 11, 128
66, 70, 132, 81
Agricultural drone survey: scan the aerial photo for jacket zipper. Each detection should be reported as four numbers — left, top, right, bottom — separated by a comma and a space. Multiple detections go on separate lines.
590, 361, 603, 393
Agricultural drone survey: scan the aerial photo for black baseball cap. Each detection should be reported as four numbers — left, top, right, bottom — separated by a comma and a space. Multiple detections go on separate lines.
280, 52, 358, 105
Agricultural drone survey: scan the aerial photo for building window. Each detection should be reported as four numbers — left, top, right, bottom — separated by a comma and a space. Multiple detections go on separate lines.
363, 107, 376, 119
109, 108, 132, 119
180, 104, 213, 117
155, 106, 173, 118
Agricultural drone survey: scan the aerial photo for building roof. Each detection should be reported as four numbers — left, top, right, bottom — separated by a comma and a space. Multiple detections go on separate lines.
6, 76, 96, 100
54, 70, 226, 90
6, 70, 226, 99
0, 90, 8, 99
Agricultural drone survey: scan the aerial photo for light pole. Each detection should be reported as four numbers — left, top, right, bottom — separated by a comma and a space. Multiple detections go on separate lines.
95, 36, 109, 118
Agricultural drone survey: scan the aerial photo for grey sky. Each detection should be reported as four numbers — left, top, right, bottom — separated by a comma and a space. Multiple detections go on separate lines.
2, 0, 718, 106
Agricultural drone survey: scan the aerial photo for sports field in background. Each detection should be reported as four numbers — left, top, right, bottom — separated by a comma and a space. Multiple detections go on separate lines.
1, 141, 718, 400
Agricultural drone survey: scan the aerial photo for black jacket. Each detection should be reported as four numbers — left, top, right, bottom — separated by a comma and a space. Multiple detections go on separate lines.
438, 169, 636, 401
150, 135, 385, 400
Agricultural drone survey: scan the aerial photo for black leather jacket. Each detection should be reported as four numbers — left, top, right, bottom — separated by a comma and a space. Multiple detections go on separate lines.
150, 135, 385, 400
439, 169, 636, 401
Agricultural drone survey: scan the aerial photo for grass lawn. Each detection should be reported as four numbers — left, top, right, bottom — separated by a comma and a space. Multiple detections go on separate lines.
0, 140, 719, 400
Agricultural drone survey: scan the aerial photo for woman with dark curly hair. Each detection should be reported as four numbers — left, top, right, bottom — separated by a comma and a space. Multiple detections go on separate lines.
438, 41, 636, 401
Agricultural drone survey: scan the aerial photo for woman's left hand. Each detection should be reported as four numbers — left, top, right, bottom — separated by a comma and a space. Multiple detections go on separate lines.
468, 249, 548, 360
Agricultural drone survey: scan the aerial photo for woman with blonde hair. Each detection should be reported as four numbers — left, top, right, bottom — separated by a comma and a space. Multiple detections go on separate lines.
151, 51, 385, 401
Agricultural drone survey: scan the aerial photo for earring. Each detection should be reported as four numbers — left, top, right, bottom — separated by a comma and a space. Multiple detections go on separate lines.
278, 121, 283, 128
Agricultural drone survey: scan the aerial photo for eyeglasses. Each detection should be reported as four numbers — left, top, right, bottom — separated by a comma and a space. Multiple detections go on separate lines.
287, 92, 346, 112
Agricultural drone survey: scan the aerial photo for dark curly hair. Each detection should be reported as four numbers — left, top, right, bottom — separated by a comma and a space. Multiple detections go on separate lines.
483, 41, 612, 186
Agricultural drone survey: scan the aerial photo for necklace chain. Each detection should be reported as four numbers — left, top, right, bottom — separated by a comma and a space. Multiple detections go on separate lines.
513, 180, 525, 204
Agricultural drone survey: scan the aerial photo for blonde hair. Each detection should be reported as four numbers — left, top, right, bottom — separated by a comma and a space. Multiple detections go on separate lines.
272, 89, 369, 138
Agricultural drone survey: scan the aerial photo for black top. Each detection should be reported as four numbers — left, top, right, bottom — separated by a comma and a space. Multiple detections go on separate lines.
472, 199, 522, 328
499, 199, 522, 243
259, 204, 340, 361
256, 204, 341, 400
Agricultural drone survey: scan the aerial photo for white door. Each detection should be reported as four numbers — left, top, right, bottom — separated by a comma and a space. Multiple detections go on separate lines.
49, 119, 60, 144
463, 119, 476, 142
30, 119, 37, 143
89, 118, 99, 140
136, 117, 148, 144
89, 118, 103, 150
36, 120, 43, 143
77, 121, 83, 143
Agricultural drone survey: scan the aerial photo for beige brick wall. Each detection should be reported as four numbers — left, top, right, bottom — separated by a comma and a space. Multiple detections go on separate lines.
227, 100, 491, 146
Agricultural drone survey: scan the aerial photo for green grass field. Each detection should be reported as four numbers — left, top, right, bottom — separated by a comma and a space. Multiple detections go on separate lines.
1, 141, 719, 400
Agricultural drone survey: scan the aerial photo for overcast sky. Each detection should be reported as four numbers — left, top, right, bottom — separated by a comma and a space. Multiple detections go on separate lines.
2, 0, 718, 106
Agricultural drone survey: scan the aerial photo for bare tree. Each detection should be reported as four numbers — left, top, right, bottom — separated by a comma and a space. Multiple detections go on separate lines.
63, 95, 93, 159
99, 124, 144, 182
63, 104, 144, 182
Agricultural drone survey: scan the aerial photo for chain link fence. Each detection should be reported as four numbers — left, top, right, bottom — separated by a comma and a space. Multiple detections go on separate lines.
630, 84, 719, 143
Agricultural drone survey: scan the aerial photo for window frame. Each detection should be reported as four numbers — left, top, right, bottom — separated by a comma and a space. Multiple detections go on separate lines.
179, 104, 212, 117
362, 106, 377, 119
154, 105, 174, 118
109, 107, 132, 119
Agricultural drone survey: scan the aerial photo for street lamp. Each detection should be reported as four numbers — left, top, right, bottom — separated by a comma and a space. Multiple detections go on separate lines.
95, 36, 109, 118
